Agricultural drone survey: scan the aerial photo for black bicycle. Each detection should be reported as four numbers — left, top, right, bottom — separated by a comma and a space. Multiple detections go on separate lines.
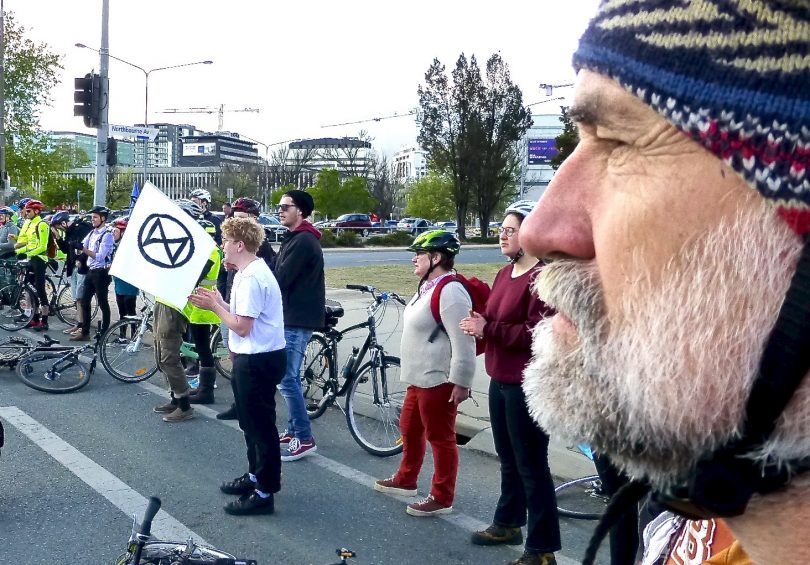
14, 328, 102, 393
0, 259, 99, 330
115, 496, 355, 565
300, 284, 406, 457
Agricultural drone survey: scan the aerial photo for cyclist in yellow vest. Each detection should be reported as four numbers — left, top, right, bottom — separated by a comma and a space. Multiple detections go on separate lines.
152, 199, 222, 423
14, 199, 51, 330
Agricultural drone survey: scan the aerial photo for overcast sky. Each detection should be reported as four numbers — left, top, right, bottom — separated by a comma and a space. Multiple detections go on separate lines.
10, 0, 599, 156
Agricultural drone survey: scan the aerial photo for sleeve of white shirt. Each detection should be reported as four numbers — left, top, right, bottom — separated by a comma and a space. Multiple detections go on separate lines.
232, 273, 262, 319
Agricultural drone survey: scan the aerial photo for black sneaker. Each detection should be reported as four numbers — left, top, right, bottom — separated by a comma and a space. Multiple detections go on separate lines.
471, 524, 523, 546
224, 491, 274, 515
220, 473, 256, 495
216, 405, 238, 420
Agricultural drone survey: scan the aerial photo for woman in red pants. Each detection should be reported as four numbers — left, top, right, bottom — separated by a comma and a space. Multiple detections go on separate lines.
460, 201, 561, 565
373, 230, 476, 517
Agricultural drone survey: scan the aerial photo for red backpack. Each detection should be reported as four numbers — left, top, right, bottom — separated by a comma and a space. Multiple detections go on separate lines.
428, 273, 491, 355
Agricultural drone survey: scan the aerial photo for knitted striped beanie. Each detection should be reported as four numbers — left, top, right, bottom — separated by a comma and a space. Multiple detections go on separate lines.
573, 0, 810, 235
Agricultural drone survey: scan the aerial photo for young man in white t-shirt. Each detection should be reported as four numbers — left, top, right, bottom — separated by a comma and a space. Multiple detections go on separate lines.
189, 217, 286, 516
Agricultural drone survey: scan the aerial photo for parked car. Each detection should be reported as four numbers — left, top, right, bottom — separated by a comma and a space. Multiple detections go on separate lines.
330, 213, 373, 237
371, 219, 399, 233
435, 221, 457, 233
257, 214, 289, 242
397, 217, 432, 235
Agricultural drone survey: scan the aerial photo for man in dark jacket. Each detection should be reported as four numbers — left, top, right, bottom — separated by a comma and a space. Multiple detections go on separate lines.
54, 213, 93, 334
275, 190, 324, 461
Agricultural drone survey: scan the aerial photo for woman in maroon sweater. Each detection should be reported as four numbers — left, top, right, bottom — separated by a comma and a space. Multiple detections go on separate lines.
460, 201, 561, 565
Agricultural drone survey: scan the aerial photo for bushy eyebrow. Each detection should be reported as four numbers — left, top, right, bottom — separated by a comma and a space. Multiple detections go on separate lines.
569, 92, 645, 132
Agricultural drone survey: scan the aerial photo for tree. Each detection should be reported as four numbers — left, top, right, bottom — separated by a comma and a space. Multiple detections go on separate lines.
367, 153, 404, 220
213, 163, 261, 208
323, 130, 375, 180
3, 12, 63, 193
39, 176, 92, 210
549, 106, 579, 170
269, 144, 317, 188
471, 54, 532, 237
106, 167, 137, 209
404, 172, 455, 221
418, 53, 530, 238
308, 169, 377, 219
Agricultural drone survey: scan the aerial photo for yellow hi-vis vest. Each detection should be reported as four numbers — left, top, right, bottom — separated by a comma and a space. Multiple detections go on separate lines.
157, 247, 222, 325
15, 215, 48, 261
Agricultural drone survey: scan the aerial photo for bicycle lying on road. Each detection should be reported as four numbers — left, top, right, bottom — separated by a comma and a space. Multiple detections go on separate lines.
554, 444, 608, 520
299, 284, 406, 457
13, 329, 102, 393
115, 496, 355, 565
99, 293, 231, 384
0, 259, 99, 331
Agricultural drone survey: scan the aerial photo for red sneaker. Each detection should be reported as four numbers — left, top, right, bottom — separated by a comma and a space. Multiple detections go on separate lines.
373, 476, 417, 496
406, 495, 452, 516
279, 429, 294, 444
280, 438, 317, 461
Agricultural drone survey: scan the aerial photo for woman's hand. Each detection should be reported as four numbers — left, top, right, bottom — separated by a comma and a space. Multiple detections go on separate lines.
449, 385, 470, 405
188, 287, 222, 311
459, 310, 486, 339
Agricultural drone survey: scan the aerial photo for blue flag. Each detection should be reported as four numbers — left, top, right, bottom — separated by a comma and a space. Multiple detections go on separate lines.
130, 181, 140, 210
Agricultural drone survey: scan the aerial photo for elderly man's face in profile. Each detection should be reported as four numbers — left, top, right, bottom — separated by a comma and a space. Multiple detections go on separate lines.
520, 70, 802, 488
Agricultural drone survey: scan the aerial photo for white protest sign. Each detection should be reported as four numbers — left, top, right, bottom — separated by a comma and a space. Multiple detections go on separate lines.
111, 183, 216, 309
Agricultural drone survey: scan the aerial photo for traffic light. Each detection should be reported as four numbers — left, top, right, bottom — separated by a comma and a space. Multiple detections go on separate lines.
106, 137, 118, 166
73, 73, 101, 128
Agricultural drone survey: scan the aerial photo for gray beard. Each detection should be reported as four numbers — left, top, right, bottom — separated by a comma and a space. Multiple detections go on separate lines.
522, 205, 800, 489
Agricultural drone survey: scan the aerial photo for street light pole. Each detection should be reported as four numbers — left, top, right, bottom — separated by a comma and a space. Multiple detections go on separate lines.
75, 43, 212, 191
94, 0, 110, 206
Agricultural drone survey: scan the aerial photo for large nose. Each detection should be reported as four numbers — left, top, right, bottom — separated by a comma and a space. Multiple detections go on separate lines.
521, 146, 596, 261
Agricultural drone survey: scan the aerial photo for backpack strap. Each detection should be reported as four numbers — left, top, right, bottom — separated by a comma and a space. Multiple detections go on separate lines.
428, 275, 460, 343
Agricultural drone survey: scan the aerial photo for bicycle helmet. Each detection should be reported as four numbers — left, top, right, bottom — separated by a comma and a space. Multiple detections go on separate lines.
24, 199, 44, 212
113, 217, 128, 231
504, 200, 537, 220
189, 188, 212, 203
231, 197, 260, 216
174, 199, 203, 219
407, 229, 461, 256
0, 206, 14, 217
17, 197, 31, 208
50, 211, 71, 225
88, 205, 111, 218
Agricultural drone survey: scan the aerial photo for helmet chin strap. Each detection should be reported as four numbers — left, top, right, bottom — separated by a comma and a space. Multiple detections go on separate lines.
510, 249, 524, 264
656, 237, 810, 518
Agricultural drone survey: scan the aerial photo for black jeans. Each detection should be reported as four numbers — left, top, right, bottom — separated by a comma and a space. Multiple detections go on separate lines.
189, 323, 214, 367
115, 294, 137, 336
490, 380, 561, 553
81, 268, 111, 335
29, 257, 48, 320
231, 348, 286, 494
594, 454, 640, 565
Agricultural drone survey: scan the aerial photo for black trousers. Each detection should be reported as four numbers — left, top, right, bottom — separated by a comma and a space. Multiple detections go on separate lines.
231, 348, 286, 494
490, 380, 561, 553
594, 453, 640, 565
81, 269, 111, 335
29, 257, 48, 320
189, 323, 214, 367
115, 294, 137, 336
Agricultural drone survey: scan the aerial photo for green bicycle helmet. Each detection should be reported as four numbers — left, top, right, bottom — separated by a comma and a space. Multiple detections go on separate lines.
407, 229, 461, 256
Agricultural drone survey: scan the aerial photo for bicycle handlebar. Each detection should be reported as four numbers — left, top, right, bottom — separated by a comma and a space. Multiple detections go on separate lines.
345, 284, 406, 306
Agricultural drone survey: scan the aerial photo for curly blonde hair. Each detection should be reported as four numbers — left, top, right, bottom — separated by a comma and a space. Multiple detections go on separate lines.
222, 217, 263, 253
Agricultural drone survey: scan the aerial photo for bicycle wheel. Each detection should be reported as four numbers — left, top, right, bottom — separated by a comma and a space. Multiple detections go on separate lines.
211, 327, 231, 381
0, 284, 36, 331
555, 475, 608, 520
300, 334, 335, 419
54, 284, 99, 326
345, 356, 405, 456
100, 318, 158, 383
115, 540, 236, 565
16, 350, 91, 393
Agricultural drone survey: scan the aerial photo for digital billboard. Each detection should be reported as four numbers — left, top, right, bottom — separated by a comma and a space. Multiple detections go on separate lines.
527, 138, 557, 165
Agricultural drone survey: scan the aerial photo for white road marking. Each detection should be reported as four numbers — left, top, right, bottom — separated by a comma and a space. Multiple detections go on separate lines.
137, 381, 581, 565
0, 405, 209, 547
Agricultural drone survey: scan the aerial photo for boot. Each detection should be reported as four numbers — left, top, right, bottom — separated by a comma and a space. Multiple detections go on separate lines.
188, 367, 216, 404
163, 394, 194, 423
184, 360, 200, 377
153, 393, 178, 414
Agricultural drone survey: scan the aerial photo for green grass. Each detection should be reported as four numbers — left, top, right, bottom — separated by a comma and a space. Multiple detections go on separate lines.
325, 262, 504, 297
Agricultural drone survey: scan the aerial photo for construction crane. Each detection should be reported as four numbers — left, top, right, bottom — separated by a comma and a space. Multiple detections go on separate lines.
321, 108, 420, 128
158, 104, 260, 132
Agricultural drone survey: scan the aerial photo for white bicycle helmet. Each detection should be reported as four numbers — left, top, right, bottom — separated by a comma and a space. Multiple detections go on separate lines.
174, 198, 203, 219
189, 188, 212, 203
504, 200, 536, 219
